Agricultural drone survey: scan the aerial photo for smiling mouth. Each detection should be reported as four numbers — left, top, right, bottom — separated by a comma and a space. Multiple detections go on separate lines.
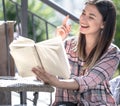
81, 24, 89, 28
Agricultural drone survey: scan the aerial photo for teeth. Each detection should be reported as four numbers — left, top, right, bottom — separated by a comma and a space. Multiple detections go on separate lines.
80, 24, 89, 28
81, 24, 88, 27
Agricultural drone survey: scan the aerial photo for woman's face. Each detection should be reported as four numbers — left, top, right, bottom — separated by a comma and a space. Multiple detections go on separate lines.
79, 4, 104, 36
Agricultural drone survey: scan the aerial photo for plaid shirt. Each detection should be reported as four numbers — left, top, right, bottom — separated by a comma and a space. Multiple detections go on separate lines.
53, 36, 120, 106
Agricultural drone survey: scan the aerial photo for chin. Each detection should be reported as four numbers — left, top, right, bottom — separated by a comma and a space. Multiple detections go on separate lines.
80, 31, 86, 35
80, 29, 86, 34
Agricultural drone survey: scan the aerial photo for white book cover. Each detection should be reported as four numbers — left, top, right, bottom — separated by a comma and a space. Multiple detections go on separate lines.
9, 36, 71, 79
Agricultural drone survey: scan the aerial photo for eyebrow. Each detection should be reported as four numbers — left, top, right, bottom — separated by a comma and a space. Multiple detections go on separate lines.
83, 9, 96, 17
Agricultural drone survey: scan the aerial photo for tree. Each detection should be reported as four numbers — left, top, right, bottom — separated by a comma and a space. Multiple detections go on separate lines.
113, 0, 120, 75
113, 0, 120, 48
0, 0, 57, 41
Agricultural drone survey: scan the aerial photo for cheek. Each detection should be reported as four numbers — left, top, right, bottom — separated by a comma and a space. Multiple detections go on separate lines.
91, 21, 102, 30
95, 18, 104, 27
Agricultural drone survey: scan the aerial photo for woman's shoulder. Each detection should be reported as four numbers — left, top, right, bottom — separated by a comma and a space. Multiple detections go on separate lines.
63, 36, 78, 54
109, 43, 120, 52
64, 36, 78, 46
99, 43, 120, 61
108, 43, 120, 58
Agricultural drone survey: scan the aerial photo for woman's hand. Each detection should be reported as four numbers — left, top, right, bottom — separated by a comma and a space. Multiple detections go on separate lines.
32, 66, 79, 90
56, 15, 71, 40
32, 66, 59, 86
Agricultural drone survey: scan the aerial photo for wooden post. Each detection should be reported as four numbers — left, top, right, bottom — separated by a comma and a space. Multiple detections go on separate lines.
0, 21, 15, 105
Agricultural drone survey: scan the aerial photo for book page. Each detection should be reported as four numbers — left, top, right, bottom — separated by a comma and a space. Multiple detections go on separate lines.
9, 36, 41, 77
9, 36, 71, 79
35, 37, 71, 79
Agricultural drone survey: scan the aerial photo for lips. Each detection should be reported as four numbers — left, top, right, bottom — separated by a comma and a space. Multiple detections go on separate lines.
81, 24, 89, 28
80, 24, 89, 33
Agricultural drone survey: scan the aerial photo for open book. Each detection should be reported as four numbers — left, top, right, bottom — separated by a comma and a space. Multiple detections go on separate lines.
9, 36, 71, 79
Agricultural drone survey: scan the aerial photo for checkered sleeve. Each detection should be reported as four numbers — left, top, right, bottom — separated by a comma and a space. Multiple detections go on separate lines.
74, 44, 120, 93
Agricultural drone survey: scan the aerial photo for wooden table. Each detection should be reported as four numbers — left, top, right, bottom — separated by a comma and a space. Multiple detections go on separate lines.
0, 76, 54, 106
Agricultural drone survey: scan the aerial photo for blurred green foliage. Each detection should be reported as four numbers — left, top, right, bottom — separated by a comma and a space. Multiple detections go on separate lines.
113, 0, 120, 75
0, 0, 120, 44
0, 0, 58, 41
114, 0, 120, 48
27, 0, 58, 41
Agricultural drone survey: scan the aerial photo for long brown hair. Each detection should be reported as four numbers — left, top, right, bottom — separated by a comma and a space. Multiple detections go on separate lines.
77, 0, 116, 69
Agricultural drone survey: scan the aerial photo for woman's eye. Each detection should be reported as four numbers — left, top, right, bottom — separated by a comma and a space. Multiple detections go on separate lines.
89, 17, 94, 19
82, 12, 85, 15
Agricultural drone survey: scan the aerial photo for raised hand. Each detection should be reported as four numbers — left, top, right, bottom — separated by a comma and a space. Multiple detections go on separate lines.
56, 15, 71, 40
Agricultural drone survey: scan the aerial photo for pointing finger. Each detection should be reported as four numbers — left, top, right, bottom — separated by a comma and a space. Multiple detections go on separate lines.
62, 15, 69, 26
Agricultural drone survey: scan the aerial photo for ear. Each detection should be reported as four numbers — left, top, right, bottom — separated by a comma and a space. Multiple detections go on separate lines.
101, 22, 105, 29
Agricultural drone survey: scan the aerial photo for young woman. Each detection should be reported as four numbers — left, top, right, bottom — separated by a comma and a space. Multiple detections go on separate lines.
32, 0, 120, 105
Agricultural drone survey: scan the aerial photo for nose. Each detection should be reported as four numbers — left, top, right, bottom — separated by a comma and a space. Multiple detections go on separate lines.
80, 15, 86, 21
79, 15, 87, 24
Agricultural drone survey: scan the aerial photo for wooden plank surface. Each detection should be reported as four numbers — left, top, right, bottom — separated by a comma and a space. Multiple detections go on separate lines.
0, 21, 15, 105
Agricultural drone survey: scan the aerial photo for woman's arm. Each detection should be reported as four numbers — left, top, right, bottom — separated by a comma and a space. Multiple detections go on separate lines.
74, 46, 120, 93
32, 66, 79, 90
